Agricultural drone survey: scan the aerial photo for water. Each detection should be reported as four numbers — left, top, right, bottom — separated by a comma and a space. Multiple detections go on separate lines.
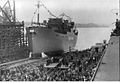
75, 27, 113, 50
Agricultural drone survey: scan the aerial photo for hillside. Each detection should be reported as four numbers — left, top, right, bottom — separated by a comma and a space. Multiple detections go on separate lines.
76, 23, 108, 28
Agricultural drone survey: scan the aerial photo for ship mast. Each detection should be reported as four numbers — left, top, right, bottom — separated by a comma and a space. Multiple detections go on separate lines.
13, 0, 16, 23
37, 1, 40, 24
31, 1, 57, 25
119, 0, 120, 20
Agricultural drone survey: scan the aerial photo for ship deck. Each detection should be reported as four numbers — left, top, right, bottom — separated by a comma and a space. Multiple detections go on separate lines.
94, 36, 119, 81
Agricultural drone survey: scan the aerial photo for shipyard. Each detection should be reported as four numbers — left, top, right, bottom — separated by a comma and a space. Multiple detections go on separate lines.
0, 0, 119, 81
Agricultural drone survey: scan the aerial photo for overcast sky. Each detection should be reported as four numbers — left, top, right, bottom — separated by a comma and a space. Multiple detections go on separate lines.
0, 0, 119, 24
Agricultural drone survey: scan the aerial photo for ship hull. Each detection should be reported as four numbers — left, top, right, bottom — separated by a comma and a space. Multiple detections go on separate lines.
28, 27, 77, 56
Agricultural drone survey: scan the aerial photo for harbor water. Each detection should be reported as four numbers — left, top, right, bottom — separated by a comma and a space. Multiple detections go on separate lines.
75, 27, 113, 50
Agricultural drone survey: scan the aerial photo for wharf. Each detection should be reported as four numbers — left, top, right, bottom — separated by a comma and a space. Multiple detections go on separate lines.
94, 36, 119, 81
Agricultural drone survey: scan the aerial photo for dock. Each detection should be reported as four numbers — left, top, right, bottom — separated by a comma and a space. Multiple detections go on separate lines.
94, 36, 119, 81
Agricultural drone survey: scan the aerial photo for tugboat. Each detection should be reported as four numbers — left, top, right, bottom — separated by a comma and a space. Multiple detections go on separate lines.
26, 1, 78, 57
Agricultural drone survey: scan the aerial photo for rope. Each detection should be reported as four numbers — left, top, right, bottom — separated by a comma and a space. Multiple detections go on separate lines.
31, 0, 57, 23
42, 4, 57, 17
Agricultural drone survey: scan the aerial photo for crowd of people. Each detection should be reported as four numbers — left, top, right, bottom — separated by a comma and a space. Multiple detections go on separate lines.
0, 63, 47, 81
46, 49, 103, 81
0, 45, 105, 81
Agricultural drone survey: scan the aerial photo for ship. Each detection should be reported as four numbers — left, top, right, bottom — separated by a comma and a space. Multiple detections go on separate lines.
26, 1, 78, 57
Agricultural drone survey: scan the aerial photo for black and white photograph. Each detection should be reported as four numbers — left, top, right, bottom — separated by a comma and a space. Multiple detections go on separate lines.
0, 0, 119, 81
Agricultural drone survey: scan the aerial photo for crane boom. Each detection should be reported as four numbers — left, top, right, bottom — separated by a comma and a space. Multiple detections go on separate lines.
0, 6, 11, 22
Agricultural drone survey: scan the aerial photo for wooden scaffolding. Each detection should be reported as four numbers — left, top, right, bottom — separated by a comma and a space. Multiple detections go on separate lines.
0, 0, 29, 63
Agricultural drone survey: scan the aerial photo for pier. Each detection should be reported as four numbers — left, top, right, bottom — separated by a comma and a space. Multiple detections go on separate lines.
94, 36, 119, 81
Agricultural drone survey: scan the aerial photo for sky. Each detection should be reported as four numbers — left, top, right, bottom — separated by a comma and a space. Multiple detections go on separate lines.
0, 0, 119, 25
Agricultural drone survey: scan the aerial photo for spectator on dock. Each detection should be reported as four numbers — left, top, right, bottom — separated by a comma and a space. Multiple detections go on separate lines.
95, 47, 99, 53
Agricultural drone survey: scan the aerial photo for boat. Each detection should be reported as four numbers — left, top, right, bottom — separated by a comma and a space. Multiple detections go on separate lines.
26, 1, 78, 57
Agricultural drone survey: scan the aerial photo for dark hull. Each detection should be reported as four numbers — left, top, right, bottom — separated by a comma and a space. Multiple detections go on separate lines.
28, 27, 77, 56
